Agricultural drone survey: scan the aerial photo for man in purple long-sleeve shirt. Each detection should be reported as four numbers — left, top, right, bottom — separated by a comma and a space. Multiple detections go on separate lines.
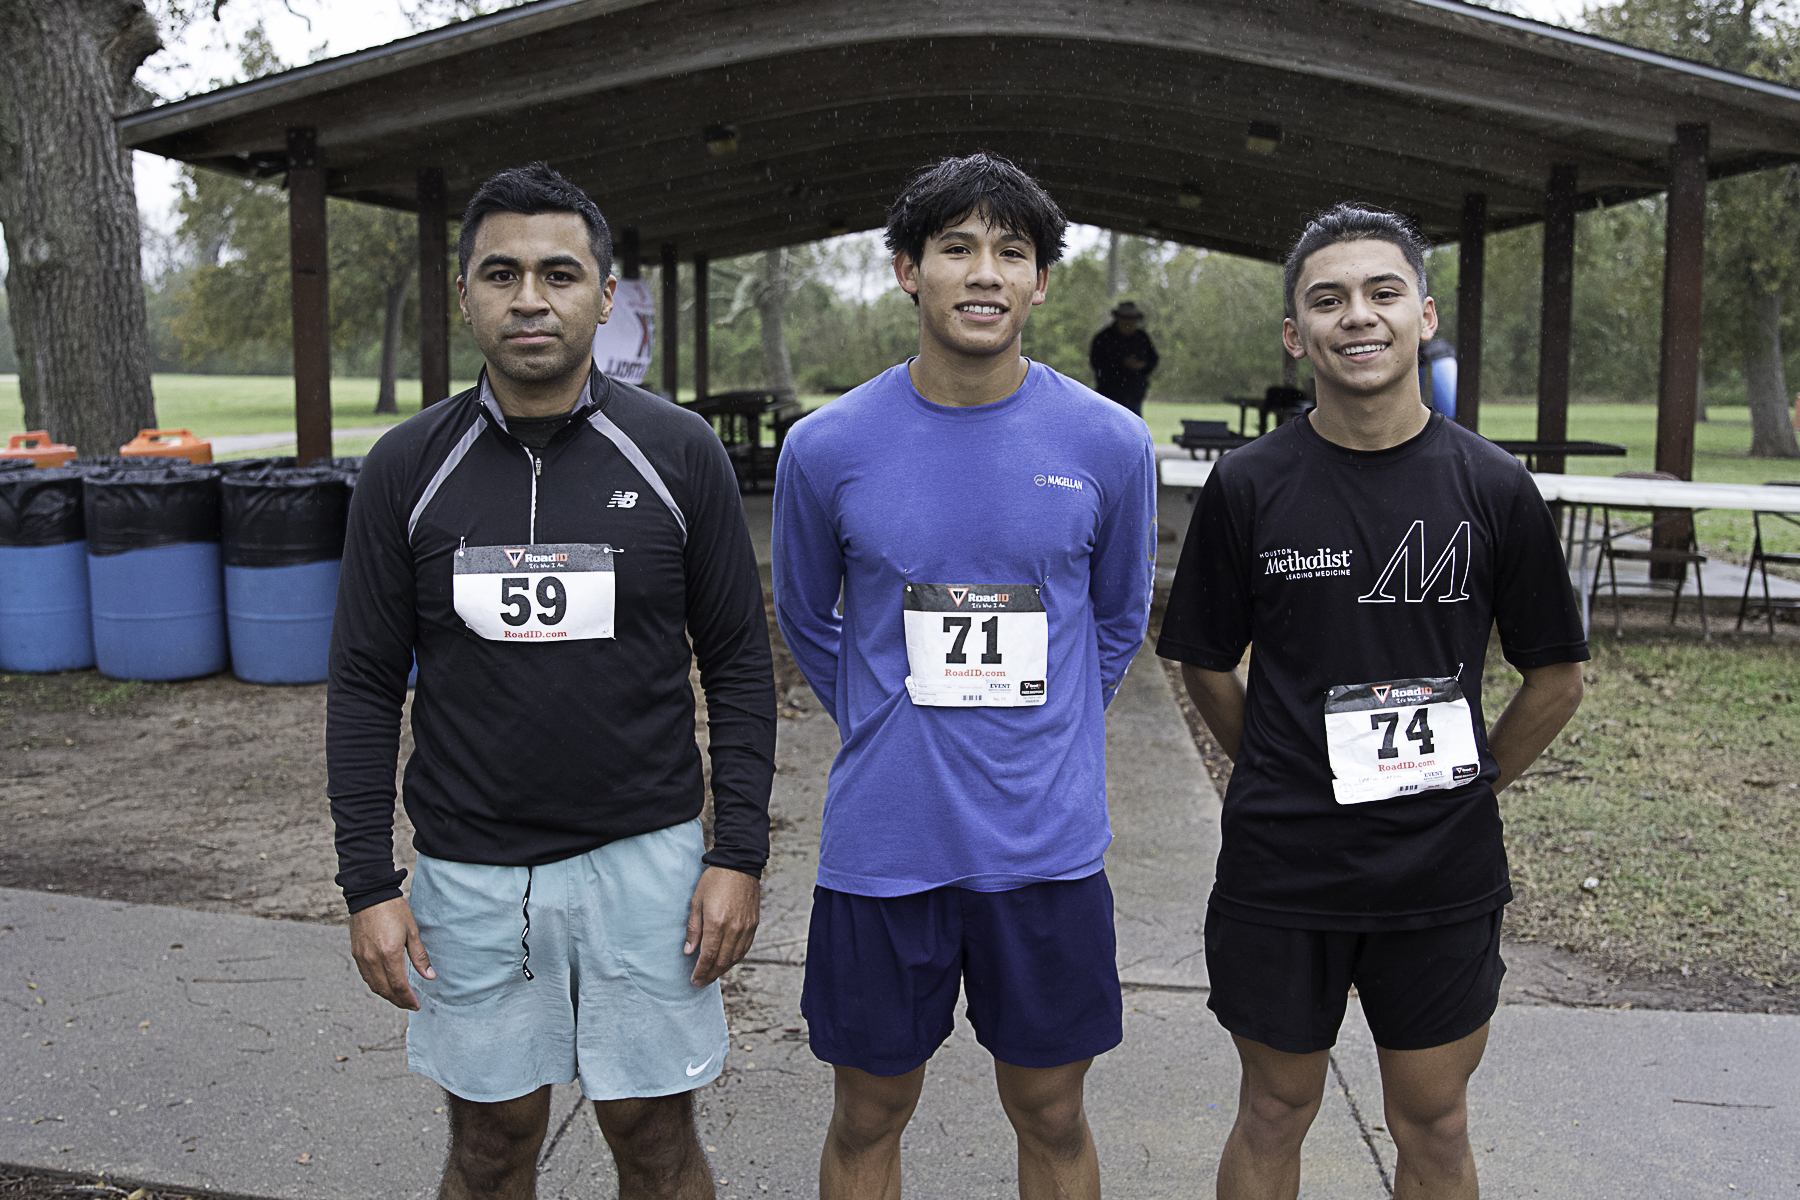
774, 153, 1155, 1200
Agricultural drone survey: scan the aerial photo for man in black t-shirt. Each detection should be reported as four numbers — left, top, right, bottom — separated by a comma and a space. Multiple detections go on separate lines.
1157, 205, 1586, 1200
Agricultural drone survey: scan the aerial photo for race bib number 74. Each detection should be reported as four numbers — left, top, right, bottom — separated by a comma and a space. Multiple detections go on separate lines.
1322, 676, 1482, 805
453, 543, 616, 642
903, 583, 1048, 707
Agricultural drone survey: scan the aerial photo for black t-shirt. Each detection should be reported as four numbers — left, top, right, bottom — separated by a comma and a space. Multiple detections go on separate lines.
1156, 413, 1588, 931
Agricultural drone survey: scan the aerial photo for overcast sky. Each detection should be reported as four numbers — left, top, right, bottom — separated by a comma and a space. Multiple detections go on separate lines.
130, 0, 1588, 249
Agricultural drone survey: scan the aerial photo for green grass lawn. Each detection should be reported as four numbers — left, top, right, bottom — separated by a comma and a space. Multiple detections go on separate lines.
0, 375, 481, 456
1484, 631, 1800, 990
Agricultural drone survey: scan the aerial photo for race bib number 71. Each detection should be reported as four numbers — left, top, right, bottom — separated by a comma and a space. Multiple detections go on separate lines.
453, 543, 616, 642
1322, 676, 1481, 805
903, 583, 1048, 707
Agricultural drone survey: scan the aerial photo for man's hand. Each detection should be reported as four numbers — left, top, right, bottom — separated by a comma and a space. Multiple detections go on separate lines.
1488, 661, 1586, 793
684, 867, 760, 987
349, 896, 434, 1010
1181, 663, 1247, 761
1123, 356, 1147, 371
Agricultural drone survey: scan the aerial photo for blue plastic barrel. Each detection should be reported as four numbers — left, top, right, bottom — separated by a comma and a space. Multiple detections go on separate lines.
221, 467, 351, 685
0, 468, 95, 672
84, 466, 227, 681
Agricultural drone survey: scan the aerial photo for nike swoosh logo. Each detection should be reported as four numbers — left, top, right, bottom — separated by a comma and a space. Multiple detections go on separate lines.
685, 1054, 715, 1077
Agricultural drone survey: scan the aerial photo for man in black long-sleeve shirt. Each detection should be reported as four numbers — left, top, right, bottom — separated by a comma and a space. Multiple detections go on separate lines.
1087, 300, 1159, 416
328, 162, 774, 1199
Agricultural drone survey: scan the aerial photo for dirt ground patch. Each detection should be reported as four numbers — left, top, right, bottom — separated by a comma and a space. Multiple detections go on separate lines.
0, 591, 809, 926
0, 670, 410, 926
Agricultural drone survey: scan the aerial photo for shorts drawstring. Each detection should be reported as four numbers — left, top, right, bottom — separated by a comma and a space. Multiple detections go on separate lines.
520, 866, 535, 981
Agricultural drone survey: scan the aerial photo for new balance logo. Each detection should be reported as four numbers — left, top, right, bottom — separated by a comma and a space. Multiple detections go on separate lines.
607, 490, 639, 509
1357, 521, 1472, 604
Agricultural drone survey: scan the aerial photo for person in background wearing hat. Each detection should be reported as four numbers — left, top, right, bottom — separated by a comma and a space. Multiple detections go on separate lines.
1088, 301, 1159, 417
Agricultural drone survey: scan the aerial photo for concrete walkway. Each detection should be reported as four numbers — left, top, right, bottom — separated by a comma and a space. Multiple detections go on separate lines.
6, 645, 1798, 1197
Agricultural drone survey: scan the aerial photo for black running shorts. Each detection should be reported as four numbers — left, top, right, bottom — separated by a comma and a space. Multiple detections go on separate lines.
1204, 906, 1505, 1054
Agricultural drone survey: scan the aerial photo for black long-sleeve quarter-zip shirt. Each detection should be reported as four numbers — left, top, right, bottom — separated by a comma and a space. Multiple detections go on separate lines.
327, 369, 776, 914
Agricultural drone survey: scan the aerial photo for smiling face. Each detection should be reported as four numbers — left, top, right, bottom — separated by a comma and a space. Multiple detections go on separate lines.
894, 210, 1048, 362
1283, 237, 1436, 402
457, 210, 615, 389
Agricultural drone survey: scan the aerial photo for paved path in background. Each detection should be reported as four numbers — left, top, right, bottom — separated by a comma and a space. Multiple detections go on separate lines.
209, 427, 397, 455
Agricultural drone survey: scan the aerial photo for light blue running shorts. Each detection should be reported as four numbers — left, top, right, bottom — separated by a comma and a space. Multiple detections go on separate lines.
404, 818, 730, 1103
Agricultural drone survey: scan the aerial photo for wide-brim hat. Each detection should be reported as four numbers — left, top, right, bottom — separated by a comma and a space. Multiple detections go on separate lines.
1111, 301, 1145, 320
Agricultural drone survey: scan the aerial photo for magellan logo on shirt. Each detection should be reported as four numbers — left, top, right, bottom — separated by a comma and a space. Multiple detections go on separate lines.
1035, 474, 1083, 491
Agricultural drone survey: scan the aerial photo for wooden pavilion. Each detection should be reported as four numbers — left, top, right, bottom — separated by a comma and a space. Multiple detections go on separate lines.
118, 0, 1800, 479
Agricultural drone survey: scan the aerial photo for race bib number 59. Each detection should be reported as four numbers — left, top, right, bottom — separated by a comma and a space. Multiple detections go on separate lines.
453, 543, 615, 642
903, 583, 1047, 707
1322, 676, 1481, 805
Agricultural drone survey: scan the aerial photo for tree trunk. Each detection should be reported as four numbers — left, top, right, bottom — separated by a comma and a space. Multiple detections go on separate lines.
0, 74, 41, 431
755, 248, 795, 397
374, 272, 410, 414
1744, 280, 1799, 458
0, 0, 159, 453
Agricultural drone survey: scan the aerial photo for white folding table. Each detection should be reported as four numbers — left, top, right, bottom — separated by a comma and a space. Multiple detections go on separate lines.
1158, 459, 1800, 632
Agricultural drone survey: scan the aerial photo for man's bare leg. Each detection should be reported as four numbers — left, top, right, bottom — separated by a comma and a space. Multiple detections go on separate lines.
594, 1090, 715, 1200
819, 1064, 927, 1200
441, 1085, 552, 1200
994, 1058, 1100, 1200
1377, 1023, 1488, 1200
1215, 1036, 1330, 1200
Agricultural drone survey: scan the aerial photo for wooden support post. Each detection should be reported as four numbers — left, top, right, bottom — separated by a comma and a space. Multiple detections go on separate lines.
417, 167, 450, 408
1653, 123, 1710, 576
619, 227, 640, 280
287, 128, 332, 466
1534, 165, 1578, 474
661, 242, 679, 399
1455, 192, 1486, 432
693, 253, 710, 402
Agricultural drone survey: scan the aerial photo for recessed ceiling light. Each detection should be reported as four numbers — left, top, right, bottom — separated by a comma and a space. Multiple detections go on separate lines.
1246, 121, 1282, 155
704, 124, 739, 156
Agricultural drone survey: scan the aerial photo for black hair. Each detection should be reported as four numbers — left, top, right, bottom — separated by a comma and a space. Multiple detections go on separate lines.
1282, 204, 1429, 319
884, 152, 1068, 290
458, 162, 612, 280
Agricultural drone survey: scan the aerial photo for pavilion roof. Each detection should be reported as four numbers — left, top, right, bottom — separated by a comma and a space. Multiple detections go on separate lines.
119, 0, 1800, 260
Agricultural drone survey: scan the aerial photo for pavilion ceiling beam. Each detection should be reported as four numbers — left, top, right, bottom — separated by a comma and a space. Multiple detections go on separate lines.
170, 39, 1673, 197
120, 0, 1800, 161
327, 96, 1553, 222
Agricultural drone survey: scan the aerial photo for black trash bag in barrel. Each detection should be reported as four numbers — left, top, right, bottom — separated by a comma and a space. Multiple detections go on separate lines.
220, 466, 350, 685
82, 464, 227, 681
0, 467, 94, 672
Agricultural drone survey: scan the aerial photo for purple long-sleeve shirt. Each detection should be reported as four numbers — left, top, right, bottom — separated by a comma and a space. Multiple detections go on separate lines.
773, 361, 1156, 896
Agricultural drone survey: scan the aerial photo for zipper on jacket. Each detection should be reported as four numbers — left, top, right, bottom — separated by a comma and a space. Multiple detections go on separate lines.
526, 448, 540, 545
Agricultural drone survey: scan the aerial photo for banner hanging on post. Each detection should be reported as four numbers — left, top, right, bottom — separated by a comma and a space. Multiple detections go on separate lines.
592, 279, 656, 386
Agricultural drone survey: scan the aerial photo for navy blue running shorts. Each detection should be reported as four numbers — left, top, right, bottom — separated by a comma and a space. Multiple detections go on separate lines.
1204, 906, 1505, 1055
802, 872, 1124, 1077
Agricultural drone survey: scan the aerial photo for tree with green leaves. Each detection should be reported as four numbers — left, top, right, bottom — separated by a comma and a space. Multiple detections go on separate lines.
167, 27, 427, 414
1587, 0, 1800, 456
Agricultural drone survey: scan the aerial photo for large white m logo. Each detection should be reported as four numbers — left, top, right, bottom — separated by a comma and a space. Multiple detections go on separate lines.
1356, 520, 1472, 604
